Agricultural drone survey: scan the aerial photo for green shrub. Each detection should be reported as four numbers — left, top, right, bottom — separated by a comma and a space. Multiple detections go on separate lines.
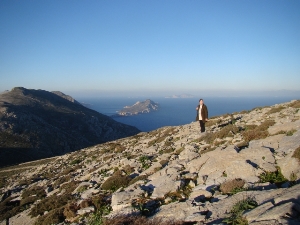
88, 205, 112, 225
139, 155, 151, 169
223, 196, 257, 225
286, 129, 297, 136
259, 167, 287, 184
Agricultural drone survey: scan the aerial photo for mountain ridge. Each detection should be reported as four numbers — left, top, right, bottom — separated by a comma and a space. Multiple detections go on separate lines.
0, 87, 140, 167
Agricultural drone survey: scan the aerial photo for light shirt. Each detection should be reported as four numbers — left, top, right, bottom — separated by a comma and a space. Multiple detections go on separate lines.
199, 105, 202, 120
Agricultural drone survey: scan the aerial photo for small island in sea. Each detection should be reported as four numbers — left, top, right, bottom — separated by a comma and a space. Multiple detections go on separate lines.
113, 99, 160, 116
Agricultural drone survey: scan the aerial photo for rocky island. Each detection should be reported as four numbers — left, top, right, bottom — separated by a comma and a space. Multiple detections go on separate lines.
115, 99, 159, 116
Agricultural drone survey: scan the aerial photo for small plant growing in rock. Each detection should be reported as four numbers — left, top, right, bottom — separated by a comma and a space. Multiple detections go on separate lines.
223, 196, 257, 225
88, 204, 112, 225
70, 159, 82, 165
286, 129, 297, 136
139, 155, 151, 169
259, 167, 287, 185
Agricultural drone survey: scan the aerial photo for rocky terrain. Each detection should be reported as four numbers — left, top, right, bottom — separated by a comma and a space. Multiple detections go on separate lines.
0, 99, 300, 225
115, 99, 159, 116
0, 87, 140, 167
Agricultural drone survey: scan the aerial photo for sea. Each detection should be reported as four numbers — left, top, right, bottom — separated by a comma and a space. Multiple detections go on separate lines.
76, 96, 299, 132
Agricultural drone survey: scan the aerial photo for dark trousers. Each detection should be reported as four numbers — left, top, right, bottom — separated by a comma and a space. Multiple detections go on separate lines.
199, 120, 205, 133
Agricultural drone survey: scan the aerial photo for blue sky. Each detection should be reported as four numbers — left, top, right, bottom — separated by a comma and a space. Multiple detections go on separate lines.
1, 0, 300, 97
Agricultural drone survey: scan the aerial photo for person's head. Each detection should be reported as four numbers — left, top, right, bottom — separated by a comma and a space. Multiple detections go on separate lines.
199, 99, 204, 105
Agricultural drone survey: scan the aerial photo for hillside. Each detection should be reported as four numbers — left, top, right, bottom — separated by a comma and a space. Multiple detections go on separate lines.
0, 87, 140, 167
0, 99, 300, 225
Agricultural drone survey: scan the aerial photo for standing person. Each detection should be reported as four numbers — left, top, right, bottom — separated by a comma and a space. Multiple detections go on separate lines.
195, 99, 208, 133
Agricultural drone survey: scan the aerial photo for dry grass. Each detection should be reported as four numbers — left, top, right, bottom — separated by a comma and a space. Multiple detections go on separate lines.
34, 207, 65, 225
220, 178, 246, 194
266, 106, 285, 115
198, 124, 240, 145
242, 120, 275, 142
288, 100, 300, 108
148, 127, 177, 146
30, 194, 74, 217
205, 118, 222, 127
103, 215, 186, 225
101, 170, 131, 191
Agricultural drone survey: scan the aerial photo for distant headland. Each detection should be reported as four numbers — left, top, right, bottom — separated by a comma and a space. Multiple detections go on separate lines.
113, 99, 160, 116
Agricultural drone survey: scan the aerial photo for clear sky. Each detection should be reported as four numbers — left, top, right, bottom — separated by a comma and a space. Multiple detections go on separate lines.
1, 0, 300, 97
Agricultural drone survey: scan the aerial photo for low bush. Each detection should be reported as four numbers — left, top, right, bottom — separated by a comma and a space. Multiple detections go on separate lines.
21, 186, 46, 199
88, 205, 112, 225
128, 174, 148, 185
220, 178, 246, 194
139, 155, 151, 169
63, 203, 78, 219
34, 207, 65, 225
101, 170, 131, 191
259, 167, 287, 185
122, 164, 135, 175
292, 146, 300, 162
0, 196, 21, 221
286, 129, 297, 136
102, 215, 186, 225
30, 194, 74, 217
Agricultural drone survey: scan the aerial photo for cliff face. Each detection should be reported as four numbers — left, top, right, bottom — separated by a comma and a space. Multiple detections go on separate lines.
0, 87, 140, 167
0, 98, 300, 225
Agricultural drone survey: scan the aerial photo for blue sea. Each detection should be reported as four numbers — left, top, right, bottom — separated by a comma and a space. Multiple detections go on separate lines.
77, 96, 298, 132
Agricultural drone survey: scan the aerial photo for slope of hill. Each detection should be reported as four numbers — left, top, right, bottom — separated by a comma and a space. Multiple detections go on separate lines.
0, 87, 140, 167
0, 99, 300, 225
